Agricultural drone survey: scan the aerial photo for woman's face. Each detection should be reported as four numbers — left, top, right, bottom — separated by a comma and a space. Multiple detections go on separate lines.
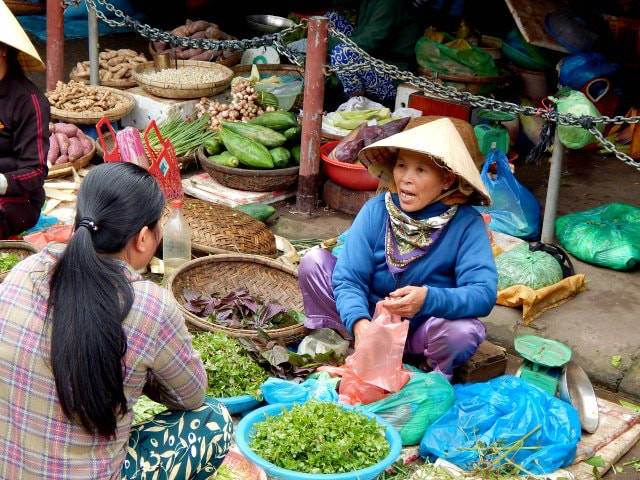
392, 150, 455, 212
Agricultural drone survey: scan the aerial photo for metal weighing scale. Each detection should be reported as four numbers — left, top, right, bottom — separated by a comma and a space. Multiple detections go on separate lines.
515, 335, 599, 433
473, 109, 516, 155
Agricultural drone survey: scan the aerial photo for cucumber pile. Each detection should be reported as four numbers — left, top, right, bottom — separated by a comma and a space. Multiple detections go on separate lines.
203, 112, 301, 170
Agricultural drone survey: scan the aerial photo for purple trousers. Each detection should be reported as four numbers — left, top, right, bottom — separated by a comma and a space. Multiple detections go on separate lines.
298, 248, 486, 380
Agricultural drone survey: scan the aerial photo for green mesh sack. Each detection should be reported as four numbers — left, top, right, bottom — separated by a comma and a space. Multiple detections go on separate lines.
496, 242, 564, 290
555, 90, 603, 149
415, 37, 498, 78
556, 203, 640, 271
363, 367, 454, 446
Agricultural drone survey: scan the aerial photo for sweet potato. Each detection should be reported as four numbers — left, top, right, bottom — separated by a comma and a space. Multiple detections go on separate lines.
171, 25, 189, 37
77, 132, 92, 155
47, 133, 59, 164
190, 51, 215, 61
182, 48, 204, 59
67, 137, 83, 161
54, 154, 69, 165
153, 41, 166, 52
187, 20, 209, 35
53, 122, 79, 138
55, 133, 69, 156
191, 30, 208, 39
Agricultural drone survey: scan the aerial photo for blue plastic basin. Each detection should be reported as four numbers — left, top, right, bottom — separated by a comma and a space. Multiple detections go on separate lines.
235, 403, 402, 480
217, 395, 262, 415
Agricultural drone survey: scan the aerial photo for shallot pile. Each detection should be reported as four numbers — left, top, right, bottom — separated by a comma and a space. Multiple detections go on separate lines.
47, 123, 93, 166
195, 77, 275, 130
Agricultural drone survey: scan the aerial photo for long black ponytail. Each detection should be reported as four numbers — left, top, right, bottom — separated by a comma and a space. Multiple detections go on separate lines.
48, 162, 165, 438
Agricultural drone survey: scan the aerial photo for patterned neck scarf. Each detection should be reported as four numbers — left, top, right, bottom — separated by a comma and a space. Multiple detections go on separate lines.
384, 192, 458, 274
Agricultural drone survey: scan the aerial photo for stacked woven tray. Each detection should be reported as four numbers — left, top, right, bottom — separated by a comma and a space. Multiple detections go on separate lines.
161, 197, 276, 256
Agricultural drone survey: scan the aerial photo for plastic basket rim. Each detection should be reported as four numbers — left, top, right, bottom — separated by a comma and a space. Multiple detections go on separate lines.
235, 402, 402, 480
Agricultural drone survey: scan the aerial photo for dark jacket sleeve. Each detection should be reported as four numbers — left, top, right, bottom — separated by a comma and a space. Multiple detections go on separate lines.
349, 0, 398, 53
4, 92, 50, 197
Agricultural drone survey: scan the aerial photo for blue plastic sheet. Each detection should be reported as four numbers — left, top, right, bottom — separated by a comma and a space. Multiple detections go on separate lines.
24, 213, 58, 235
261, 377, 338, 406
475, 150, 541, 240
419, 376, 581, 475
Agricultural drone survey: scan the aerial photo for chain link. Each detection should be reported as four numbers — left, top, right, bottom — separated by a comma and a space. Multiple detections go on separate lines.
82, 0, 305, 59
590, 128, 640, 170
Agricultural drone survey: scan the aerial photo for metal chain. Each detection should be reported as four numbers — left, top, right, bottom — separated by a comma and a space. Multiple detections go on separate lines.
590, 128, 640, 170
82, 0, 305, 58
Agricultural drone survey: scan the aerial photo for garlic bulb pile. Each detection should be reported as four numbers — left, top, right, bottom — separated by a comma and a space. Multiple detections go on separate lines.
195, 77, 276, 130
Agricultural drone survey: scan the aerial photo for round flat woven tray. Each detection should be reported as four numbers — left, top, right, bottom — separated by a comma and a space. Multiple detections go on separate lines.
162, 197, 276, 256
132, 60, 233, 99
0, 241, 40, 282
70, 69, 137, 89
49, 86, 135, 125
197, 146, 299, 192
166, 254, 306, 342
47, 137, 96, 178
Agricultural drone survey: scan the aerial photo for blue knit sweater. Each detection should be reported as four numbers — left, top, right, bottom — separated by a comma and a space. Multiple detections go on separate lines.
332, 193, 498, 335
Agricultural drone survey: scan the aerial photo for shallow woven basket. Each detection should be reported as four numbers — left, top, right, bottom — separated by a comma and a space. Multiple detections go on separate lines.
0, 241, 39, 283
48, 86, 135, 125
167, 254, 306, 341
70, 69, 137, 89
47, 137, 96, 178
132, 60, 233, 99
196, 146, 299, 192
161, 197, 276, 256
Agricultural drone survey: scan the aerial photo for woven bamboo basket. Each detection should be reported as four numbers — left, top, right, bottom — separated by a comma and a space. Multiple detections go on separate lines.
132, 60, 233, 99
196, 146, 299, 192
47, 137, 96, 178
0, 241, 40, 283
166, 254, 306, 342
49, 86, 135, 125
161, 197, 276, 256
70, 69, 137, 89
149, 44, 242, 68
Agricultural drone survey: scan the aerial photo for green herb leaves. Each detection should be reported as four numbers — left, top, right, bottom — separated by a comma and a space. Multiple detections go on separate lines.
0, 253, 20, 274
192, 332, 268, 399
249, 402, 389, 474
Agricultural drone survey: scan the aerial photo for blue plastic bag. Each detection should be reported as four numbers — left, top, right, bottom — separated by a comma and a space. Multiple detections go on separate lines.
24, 213, 58, 235
419, 376, 581, 475
261, 377, 338, 406
559, 53, 619, 90
475, 150, 541, 240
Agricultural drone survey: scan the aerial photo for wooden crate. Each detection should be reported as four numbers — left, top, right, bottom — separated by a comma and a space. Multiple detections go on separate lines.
454, 341, 507, 384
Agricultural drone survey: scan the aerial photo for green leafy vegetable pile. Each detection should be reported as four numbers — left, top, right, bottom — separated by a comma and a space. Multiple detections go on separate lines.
184, 289, 304, 331
249, 402, 390, 474
0, 253, 21, 273
192, 332, 268, 399
132, 395, 166, 424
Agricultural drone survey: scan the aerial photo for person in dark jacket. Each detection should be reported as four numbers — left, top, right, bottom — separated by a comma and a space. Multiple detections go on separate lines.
0, 28, 50, 238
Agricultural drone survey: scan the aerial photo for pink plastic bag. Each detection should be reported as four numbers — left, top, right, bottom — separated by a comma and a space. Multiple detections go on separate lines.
24, 224, 73, 249
318, 303, 411, 405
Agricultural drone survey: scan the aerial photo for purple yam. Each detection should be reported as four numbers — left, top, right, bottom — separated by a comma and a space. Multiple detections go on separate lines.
379, 117, 411, 138
335, 139, 365, 163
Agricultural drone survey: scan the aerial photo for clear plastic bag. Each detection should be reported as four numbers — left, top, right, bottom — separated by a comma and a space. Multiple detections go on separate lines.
297, 328, 350, 357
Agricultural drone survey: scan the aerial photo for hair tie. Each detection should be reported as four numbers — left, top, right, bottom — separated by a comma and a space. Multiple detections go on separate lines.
78, 218, 99, 232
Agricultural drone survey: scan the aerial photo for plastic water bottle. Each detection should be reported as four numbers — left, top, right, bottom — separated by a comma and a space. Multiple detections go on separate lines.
163, 199, 191, 278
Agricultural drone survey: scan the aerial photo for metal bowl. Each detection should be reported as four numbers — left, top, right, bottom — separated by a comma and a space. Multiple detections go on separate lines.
246, 15, 296, 33
559, 362, 599, 433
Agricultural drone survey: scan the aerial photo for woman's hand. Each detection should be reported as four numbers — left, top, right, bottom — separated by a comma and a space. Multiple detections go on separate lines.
352, 318, 370, 348
382, 286, 427, 319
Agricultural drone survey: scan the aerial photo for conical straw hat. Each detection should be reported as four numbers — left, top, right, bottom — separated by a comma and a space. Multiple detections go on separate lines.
358, 117, 491, 205
0, 0, 45, 71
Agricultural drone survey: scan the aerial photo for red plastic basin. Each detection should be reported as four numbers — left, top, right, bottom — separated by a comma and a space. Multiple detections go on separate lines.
320, 141, 380, 191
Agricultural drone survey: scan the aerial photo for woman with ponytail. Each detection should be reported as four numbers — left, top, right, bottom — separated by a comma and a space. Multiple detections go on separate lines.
0, 163, 233, 479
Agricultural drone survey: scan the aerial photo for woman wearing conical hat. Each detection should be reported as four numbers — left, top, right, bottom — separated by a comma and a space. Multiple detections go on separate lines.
299, 118, 498, 380
0, 0, 50, 238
